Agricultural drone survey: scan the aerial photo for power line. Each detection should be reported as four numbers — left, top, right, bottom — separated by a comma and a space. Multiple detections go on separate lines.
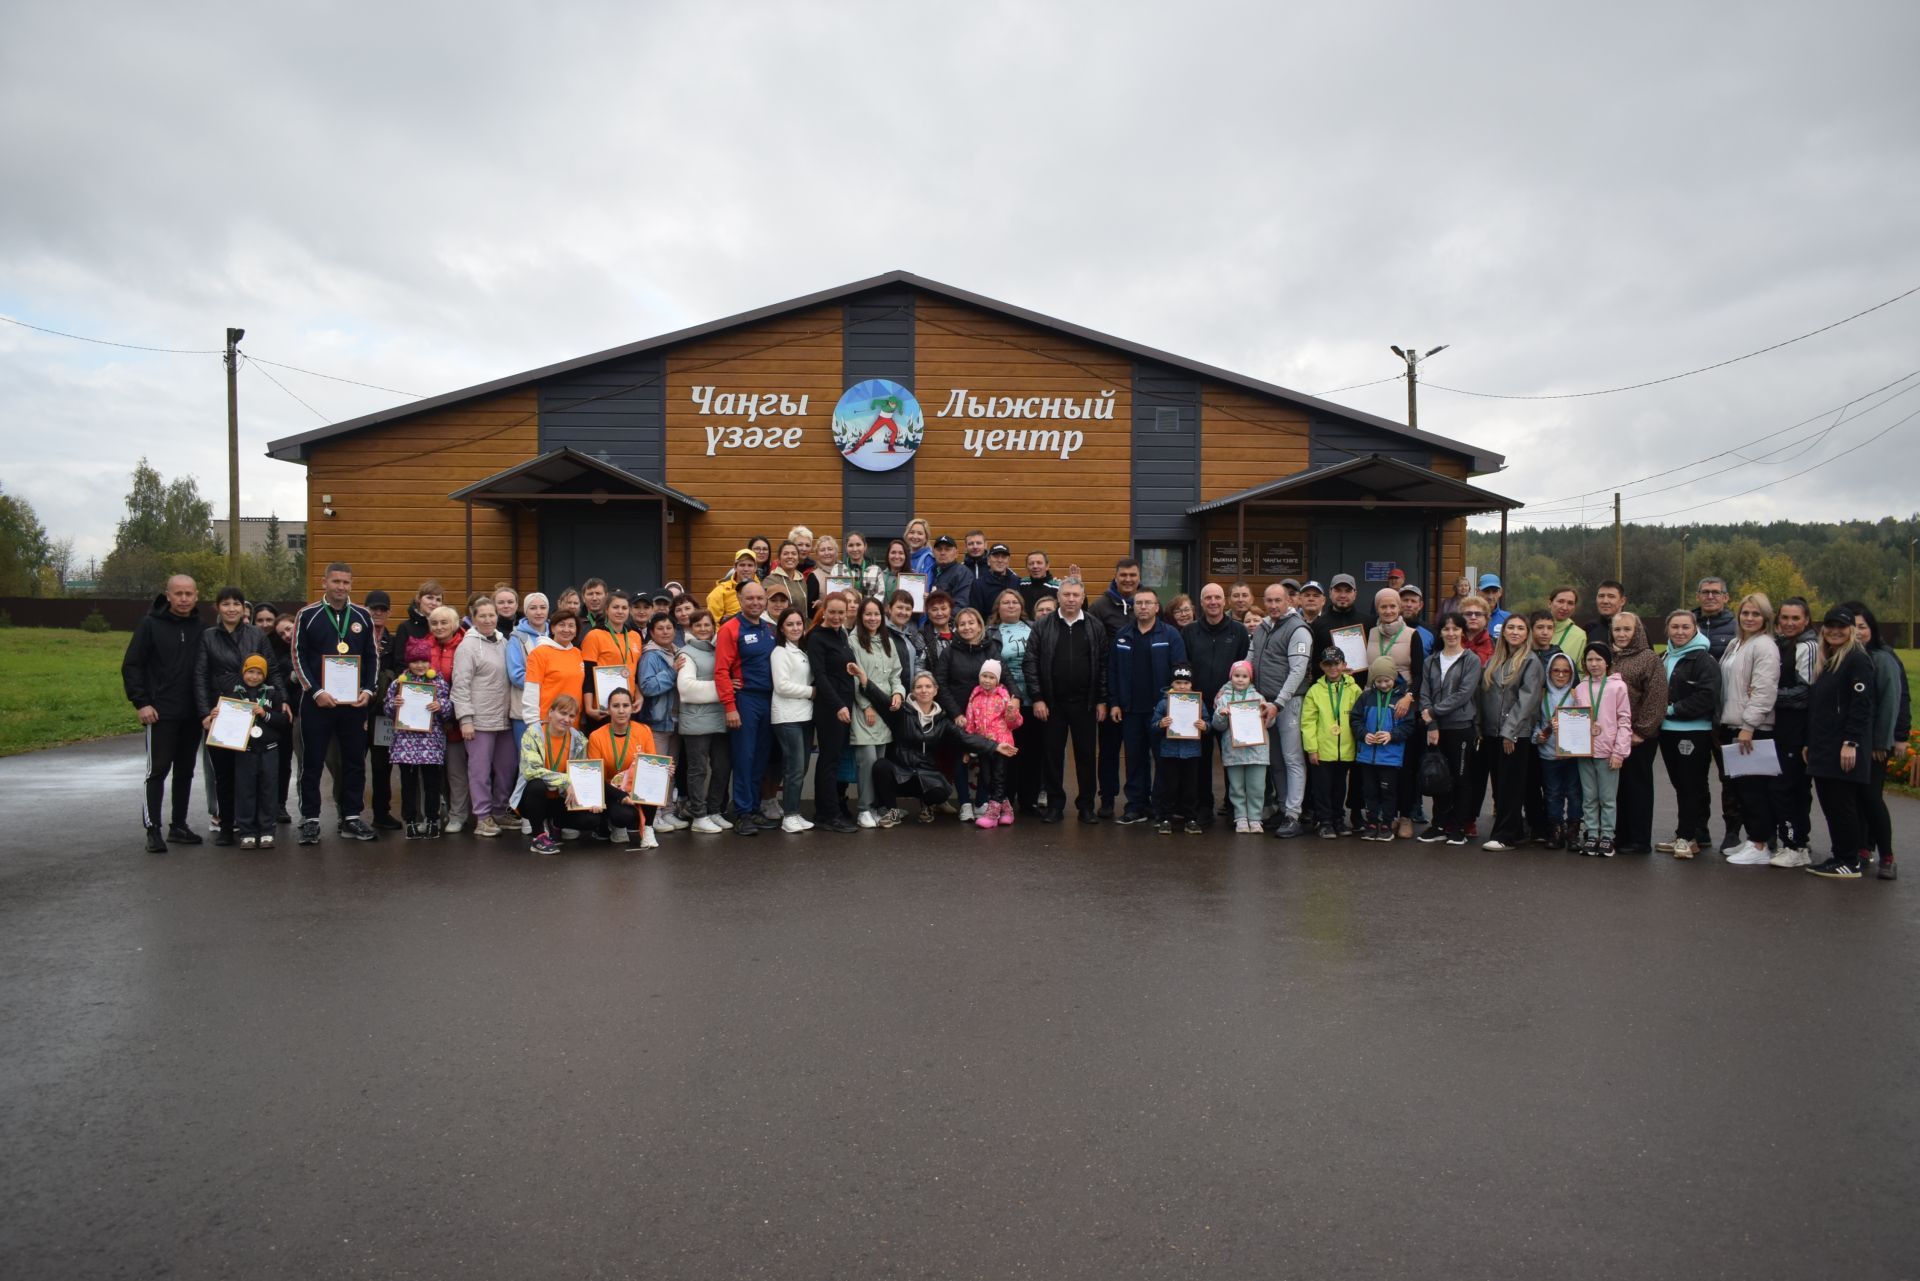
1313, 373, 1404, 397
1423, 284, 1920, 402
1515, 368, 1920, 513
241, 355, 422, 398
0, 313, 223, 354
241, 354, 328, 422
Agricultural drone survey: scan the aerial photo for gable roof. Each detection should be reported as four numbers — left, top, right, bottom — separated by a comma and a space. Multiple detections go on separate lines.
1189, 454, 1520, 517
265, 270, 1503, 473
448, 448, 708, 510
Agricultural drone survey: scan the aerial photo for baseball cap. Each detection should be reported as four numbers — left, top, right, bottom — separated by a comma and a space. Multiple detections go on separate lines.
365, 589, 392, 610
1319, 647, 1346, 666
989, 543, 1011, 556
1821, 605, 1855, 628
1299, 580, 1325, 595
1281, 578, 1301, 592
1478, 573, 1502, 590
734, 548, 757, 563
933, 534, 957, 548
1399, 583, 1424, 598
1330, 573, 1357, 590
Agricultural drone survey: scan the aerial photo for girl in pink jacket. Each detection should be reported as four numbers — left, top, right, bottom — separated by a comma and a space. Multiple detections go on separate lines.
1570, 641, 1634, 855
964, 659, 1024, 828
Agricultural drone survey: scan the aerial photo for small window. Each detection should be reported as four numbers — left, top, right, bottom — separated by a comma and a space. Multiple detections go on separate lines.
1154, 407, 1181, 433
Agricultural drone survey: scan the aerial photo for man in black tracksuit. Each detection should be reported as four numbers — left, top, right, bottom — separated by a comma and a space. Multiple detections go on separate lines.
1182, 583, 1250, 827
1027, 577, 1109, 822
122, 575, 208, 852
1088, 561, 1140, 817
1768, 598, 1821, 855
291, 562, 381, 845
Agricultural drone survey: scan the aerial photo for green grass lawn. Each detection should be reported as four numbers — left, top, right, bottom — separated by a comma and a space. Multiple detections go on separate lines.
0, 629, 138, 756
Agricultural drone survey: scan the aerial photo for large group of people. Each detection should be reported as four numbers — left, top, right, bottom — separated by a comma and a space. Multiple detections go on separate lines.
123, 526, 1908, 881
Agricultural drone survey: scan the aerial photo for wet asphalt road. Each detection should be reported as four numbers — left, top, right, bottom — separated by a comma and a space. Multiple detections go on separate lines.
2, 735, 1917, 1280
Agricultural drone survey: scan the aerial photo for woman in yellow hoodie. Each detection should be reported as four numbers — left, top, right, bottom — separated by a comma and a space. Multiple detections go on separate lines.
707, 549, 760, 623
1300, 646, 1360, 836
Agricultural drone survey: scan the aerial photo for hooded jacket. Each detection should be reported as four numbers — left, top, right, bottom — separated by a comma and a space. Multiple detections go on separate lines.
1419, 646, 1483, 732
1805, 646, 1874, 782
505, 615, 546, 722
674, 635, 728, 736
638, 638, 680, 735
1660, 630, 1719, 732
1771, 629, 1819, 723
1534, 655, 1583, 760
1569, 669, 1634, 763
384, 600, 434, 683
1477, 648, 1545, 743
1351, 675, 1412, 767
1088, 580, 1134, 636
1210, 685, 1270, 766
1867, 646, 1911, 753
932, 631, 1002, 721
451, 623, 513, 732
1611, 616, 1669, 741
1718, 633, 1779, 733
771, 639, 814, 726
877, 701, 995, 802
123, 594, 207, 720
1301, 673, 1361, 762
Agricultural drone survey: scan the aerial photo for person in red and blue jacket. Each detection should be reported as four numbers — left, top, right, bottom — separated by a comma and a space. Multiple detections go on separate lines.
713, 578, 778, 834
1107, 587, 1187, 824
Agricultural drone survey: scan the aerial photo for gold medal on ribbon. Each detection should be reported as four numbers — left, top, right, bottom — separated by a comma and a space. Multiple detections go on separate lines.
336, 641, 350, 654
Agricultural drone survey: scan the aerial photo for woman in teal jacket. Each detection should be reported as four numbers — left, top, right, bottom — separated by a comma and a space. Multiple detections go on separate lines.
1657, 611, 1721, 858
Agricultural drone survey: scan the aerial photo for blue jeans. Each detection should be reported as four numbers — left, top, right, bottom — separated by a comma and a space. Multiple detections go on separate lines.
728, 689, 773, 817
773, 721, 811, 815
1120, 711, 1156, 815
1541, 756, 1581, 827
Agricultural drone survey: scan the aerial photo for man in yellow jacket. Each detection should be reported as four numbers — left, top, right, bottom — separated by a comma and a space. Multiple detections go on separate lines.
706, 549, 760, 623
1300, 647, 1360, 837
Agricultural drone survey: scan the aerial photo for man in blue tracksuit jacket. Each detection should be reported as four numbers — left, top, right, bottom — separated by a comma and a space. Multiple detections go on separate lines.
1107, 588, 1187, 823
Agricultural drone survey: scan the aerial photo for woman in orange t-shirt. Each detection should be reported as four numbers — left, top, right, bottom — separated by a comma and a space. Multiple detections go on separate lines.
586, 685, 666, 848
580, 590, 640, 723
522, 609, 586, 726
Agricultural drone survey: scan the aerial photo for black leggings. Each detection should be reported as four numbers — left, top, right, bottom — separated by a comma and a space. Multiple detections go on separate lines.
813, 717, 851, 822
399, 764, 443, 823
1434, 727, 1476, 834
1615, 735, 1661, 850
1660, 730, 1715, 844
1484, 738, 1530, 844
1719, 726, 1777, 845
518, 784, 573, 836
1814, 775, 1872, 863
1867, 756, 1894, 859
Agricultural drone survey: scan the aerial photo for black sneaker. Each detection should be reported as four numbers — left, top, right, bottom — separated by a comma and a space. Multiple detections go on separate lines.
1078, 809, 1099, 825
425, 819, 442, 839
1806, 858, 1862, 879
1318, 824, 1339, 839
1720, 829, 1745, 853
1183, 819, 1204, 835
144, 826, 167, 854
1417, 825, 1448, 843
1445, 832, 1469, 846
166, 824, 203, 846
1155, 819, 1174, 834
1271, 818, 1304, 839
276, 810, 293, 825
1096, 803, 1115, 821
373, 813, 404, 831
338, 817, 378, 841
297, 819, 321, 845
1878, 858, 1898, 881
823, 817, 859, 833
213, 829, 236, 847
1116, 810, 1149, 826
405, 821, 421, 840
1040, 809, 1063, 824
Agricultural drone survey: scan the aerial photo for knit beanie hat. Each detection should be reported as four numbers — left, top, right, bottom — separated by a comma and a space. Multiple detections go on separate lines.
242, 654, 268, 677
405, 636, 433, 663
979, 659, 1003, 682
1230, 660, 1254, 681
1368, 656, 1398, 683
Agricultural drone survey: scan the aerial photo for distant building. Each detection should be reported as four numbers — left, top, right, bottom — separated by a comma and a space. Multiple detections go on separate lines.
213, 516, 307, 558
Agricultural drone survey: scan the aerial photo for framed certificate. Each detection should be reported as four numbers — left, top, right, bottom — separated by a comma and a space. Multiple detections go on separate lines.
1552, 708, 1593, 758
1228, 703, 1265, 748
395, 680, 436, 732
207, 697, 255, 752
593, 665, 630, 706
322, 654, 361, 703
1166, 691, 1204, 739
566, 760, 605, 810
628, 753, 673, 806
897, 572, 928, 613
1332, 625, 1368, 673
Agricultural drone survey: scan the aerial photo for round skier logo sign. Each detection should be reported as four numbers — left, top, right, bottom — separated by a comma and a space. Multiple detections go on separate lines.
832, 378, 924, 472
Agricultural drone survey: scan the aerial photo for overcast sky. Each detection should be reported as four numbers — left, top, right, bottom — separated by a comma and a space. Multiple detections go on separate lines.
4, 1, 1917, 564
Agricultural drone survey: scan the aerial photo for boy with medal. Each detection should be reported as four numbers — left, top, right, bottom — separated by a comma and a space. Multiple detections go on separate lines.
291, 562, 380, 845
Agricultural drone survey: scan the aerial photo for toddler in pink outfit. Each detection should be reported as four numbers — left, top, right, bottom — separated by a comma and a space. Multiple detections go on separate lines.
964, 659, 1023, 827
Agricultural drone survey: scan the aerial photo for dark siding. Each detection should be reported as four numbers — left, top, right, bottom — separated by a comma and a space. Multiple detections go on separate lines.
1309, 420, 1430, 470
1131, 363, 1200, 541
841, 289, 916, 536
537, 352, 666, 481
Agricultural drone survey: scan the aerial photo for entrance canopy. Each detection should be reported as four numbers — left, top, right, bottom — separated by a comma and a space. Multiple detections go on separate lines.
1188, 453, 1523, 589
448, 448, 708, 591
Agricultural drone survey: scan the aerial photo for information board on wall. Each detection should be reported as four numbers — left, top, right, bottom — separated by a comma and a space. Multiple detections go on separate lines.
1258, 541, 1304, 577
1208, 541, 1251, 575
1363, 560, 1398, 583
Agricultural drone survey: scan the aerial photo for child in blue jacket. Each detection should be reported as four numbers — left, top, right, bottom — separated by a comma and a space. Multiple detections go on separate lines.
1151, 666, 1205, 834
1351, 656, 1413, 842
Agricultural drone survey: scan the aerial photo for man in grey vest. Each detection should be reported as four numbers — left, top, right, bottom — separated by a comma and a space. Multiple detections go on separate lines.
1251, 580, 1313, 838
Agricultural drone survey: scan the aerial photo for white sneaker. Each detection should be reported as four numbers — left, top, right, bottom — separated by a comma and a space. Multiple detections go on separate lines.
959, 803, 975, 823
560, 827, 582, 841
780, 814, 810, 833
442, 819, 464, 835
1728, 843, 1773, 866
761, 797, 783, 820
639, 829, 660, 849
520, 818, 533, 835
652, 812, 682, 832
690, 815, 724, 834
712, 813, 734, 830
1769, 844, 1812, 868
610, 827, 629, 843
1482, 839, 1514, 851
857, 809, 878, 829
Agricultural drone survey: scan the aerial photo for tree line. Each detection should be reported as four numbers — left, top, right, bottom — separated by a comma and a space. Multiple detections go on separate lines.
1468, 517, 1919, 632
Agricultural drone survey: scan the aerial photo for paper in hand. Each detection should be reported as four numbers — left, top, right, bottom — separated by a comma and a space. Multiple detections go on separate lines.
629, 753, 672, 806
207, 697, 255, 751
1229, 702, 1265, 747
322, 655, 361, 703
567, 760, 605, 810
1167, 692, 1203, 739
396, 682, 435, 732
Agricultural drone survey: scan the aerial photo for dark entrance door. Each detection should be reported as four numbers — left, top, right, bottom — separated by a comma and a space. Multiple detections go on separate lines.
1309, 522, 1424, 593
538, 504, 662, 599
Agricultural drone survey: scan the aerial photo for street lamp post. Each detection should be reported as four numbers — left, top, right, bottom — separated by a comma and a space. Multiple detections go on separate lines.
1679, 531, 1690, 610
1389, 344, 1448, 431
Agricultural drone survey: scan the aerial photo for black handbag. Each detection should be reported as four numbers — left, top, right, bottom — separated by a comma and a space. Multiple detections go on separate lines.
1419, 745, 1454, 798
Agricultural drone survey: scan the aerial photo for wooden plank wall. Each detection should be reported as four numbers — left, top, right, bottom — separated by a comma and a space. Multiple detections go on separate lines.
911, 297, 1132, 578
664, 305, 844, 590
1198, 382, 1310, 502
304, 390, 538, 602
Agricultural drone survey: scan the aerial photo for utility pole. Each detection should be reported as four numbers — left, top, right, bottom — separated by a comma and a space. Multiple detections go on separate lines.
1679, 531, 1690, 610
1909, 536, 1916, 649
225, 327, 245, 582
1389, 344, 1449, 431
1613, 493, 1624, 582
